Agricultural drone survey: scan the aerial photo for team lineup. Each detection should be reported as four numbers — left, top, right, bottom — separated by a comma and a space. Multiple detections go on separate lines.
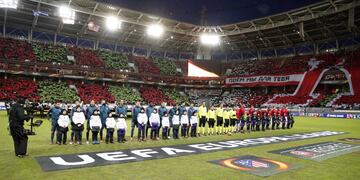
48, 99, 295, 145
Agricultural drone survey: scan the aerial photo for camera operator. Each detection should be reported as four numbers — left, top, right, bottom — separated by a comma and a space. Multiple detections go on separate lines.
9, 99, 32, 158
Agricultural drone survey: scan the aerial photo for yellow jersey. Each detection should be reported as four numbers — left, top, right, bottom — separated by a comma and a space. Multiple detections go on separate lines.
230, 110, 237, 119
223, 110, 230, 120
198, 105, 207, 117
207, 110, 216, 119
215, 107, 224, 117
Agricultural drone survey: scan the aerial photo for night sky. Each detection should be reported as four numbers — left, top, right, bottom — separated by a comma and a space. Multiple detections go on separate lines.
97, 0, 323, 25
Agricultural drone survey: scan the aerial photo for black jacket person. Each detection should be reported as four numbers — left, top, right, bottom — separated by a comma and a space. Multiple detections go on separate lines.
9, 100, 31, 157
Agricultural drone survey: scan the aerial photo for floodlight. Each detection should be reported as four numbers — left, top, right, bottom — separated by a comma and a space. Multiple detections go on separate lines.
59, 6, 75, 24
147, 24, 164, 38
105, 16, 122, 31
200, 33, 220, 46
0, 0, 18, 9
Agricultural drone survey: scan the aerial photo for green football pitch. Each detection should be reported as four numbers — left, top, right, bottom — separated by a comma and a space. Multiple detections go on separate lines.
1, 111, 360, 180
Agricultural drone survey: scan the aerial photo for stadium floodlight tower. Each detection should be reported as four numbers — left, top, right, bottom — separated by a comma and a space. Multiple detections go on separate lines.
106, 16, 122, 31
0, 0, 18, 9
59, 5, 75, 25
147, 24, 165, 38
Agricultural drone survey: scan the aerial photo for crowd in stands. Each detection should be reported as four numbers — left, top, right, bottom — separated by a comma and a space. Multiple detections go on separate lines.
0, 78, 39, 101
0, 38, 35, 62
98, 50, 129, 70
130, 56, 160, 74
152, 57, 178, 76
76, 83, 115, 103
228, 56, 310, 76
108, 85, 142, 104
37, 80, 79, 103
140, 87, 175, 105
32, 42, 70, 64
0, 37, 359, 108
227, 53, 341, 77
162, 88, 189, 104
68, 47, 104, 68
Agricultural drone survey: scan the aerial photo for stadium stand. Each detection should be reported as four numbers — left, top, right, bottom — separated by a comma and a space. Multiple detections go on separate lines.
98, 50, 130, 70
0, 77, 39, 101
108, 85, 142, 103
68, 47, 104, 67
130, 56, 160, 74
0, 38, 35, 62
152, 57, 178, 76
37, 80, 79, 103
76, 83, 115, 103
140, 87, 175, 105
162, 88, 189, 104
32, 42, 70, 64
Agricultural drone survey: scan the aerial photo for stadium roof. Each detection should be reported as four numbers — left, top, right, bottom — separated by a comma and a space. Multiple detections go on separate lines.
0, 0, 359, 54
97, 0, 323, 25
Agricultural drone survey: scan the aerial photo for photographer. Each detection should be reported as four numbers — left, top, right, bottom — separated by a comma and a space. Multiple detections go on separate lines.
9, 99, 32, 158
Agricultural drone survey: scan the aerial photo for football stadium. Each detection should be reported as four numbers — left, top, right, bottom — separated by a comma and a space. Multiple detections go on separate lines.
1, 0, 360, 179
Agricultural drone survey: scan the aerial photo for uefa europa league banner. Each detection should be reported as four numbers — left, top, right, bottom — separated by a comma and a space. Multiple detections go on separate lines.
36, 131, 344, 171
225, 73, 304, 87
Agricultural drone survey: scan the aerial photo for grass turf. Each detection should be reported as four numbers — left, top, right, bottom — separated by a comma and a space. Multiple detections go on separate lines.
0, 111, 360, 180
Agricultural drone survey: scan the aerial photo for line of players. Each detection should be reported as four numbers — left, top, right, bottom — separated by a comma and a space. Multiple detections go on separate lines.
47, 99, 295, 145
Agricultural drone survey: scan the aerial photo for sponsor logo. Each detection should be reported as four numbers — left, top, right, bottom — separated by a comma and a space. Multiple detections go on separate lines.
210, 155, 297, 177
270, 142, 360, 161
290, 150, 316, 157
35, 131, 345, 171
234, 159, 269, 168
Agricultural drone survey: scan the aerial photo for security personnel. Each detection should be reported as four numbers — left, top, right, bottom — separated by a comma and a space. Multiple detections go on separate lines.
207, 106, 216, 135
47, 102, 62, 144
215, 104, 224, 134
9, 99, 31, 158
99, 99, 110, 142
85, 100, 97, 144
198, 102, 207, 136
